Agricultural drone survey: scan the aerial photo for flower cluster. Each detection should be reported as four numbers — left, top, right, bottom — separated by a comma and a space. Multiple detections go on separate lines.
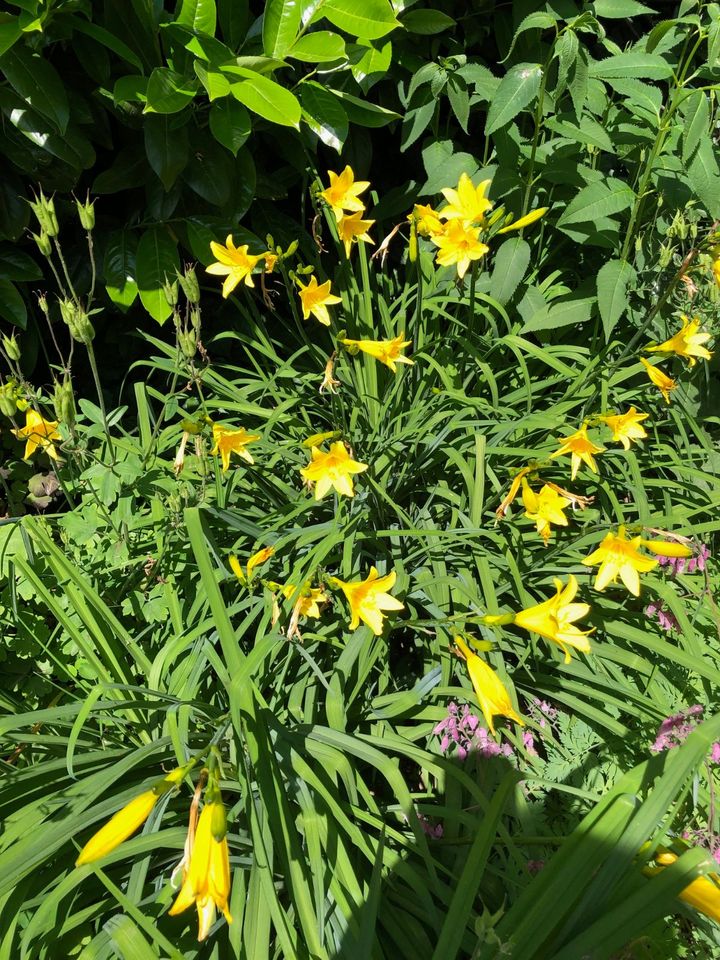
433, 701, 514, 760
641, 314, 713, 404
650, 705, 704, 753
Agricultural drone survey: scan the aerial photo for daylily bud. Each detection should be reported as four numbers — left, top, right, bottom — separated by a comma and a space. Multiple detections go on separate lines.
75, 194, 96, 231
163, 278, 179, 308
3, 334, 21, 362
30, 190, 59, 237
179, 266, 200, 304
284, 239, 299, 258
33, 231, 52, 257
53, 376, 76, 427
641, 539, 693, 558
210, 799, 228, 842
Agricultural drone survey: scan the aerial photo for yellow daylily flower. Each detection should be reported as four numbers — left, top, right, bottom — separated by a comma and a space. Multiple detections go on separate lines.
600, 407, 649, 450
12, 409, 62, 460
329, 566, 404, 635
229, 546, 274, 584
297, 275, 342, 326
211, 424, 261, 472
454, 635, 524, 735
76, 765, 189, 866
640, 357, 677, 404
206, 236, 262, 298
549, 424, 605, 480
646, 315, 713, 367
496, 466, 532, 520
431, 219, 490, 279
521, 480, 569, 545
279, 582, 328, 619
439, 173, 493, 225
340, 333, 413, 373
582, 525, 657, 596
713, 256, 720, 289
320, 165, 370, 219
497, 207, 548, 234
337, 211, 375, 257
169, 799, 232, 941
299, 441, 368, 500
646, 847, 720, 924
409, 203, 443, 237
510, 575, 593, 664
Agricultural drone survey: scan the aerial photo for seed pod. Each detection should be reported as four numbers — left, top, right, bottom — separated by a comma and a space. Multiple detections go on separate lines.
163, 279, 179, 308
179, 331, 197, 359
30, 190, 59, 237
53, 376, 76, 427
0, 385, 16, 417
75, 195, 96, 231
179, 266, 200, 304
33, 231, 52, 257
3, 334, 21, 362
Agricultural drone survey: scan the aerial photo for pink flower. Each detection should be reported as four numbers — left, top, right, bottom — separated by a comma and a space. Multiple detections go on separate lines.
658, 543, 711, 576
523, 730, 538, 756
711, 743, 720, 764
527, 859, 545, 875
645, 601, 679, 633
417, 813, 444, 839
651, 705, 703, 753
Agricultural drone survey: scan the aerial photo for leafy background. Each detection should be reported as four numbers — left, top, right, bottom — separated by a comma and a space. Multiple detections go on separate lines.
1, 0, 720, 958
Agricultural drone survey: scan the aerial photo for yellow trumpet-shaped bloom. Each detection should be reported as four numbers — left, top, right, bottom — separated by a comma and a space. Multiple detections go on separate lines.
206, 236, 262, 298
600, 407, 649, 450
299, 441, 368, 500
431, 219, 489, 279
76, 790, 158, 866
211, 424, 260, 472
647, 848, 720, 924
320, 165, 370, 219
229, 546, 274, 584
512, 575, 593, 664
329, 566, 404, 635
409, 203, 443, 237
279, 582, 328, 619
640, 357, 677, 404
454, 636, 524, 735
341, 333, 413, 373
337, 211, 375, 257
549, 424, 605, 480
521, 481, 569, 544
169, 800, 233, 942
582, 525, 657, 596
439, 173, 493, 225
646, 315, 713, 367
12, 409, 62, 460
297, 276, 342, 326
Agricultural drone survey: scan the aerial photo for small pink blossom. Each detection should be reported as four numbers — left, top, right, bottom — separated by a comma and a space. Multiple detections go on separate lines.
527, 860, 545, 875
645, 601, 680, 633
417, 813, 444, 839
711, 743, 720, 764
651, 705, 703, 753
435, 702, 514, 760
658, 543, 711, 576
523, 730, 538, 756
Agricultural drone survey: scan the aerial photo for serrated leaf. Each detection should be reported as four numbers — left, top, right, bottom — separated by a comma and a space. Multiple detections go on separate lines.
589, 51, 672, 79
136, 227, 180, 324
231, 74, 301, 128
594, 0, 655, 15
263, 0, 301, 58
300, 81, 348, 151
597, 258, 636, 341
103, 231, 138, 310
521, 296, 594, 332
489, 238, 530, 305
209, 99, 251, 154
686, 138, 720, 218
556, 180, 635, 227
0, 280, 26, 329
503, 12, 558, 63
646, 18, 677, 53
311, 0, 399, 40
486, 63, 542, 135
682, 90, 708, 165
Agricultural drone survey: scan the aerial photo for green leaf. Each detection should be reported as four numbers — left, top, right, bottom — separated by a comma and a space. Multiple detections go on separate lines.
0, 47, 69, 134
400, 9, 455, 34
645, 18, 677, 53
589, 51, 673, 80
263, 0, 301, 58
0, 18, 21, 58
0, 246, 41, 281
686, 138, 720, 218
113, 75, 148, 103
176, 0, 217, 34
144, 67, 198, 114
193, 61, 231, 100
556, 180, 635, 227
230, 74, 301, 128
349, 39, 392, 91
311, 0, 400, 40
103, 231, 139, 310
0, 280, 26, 329
209, 99, 251, 154
596, 258, 636, 341
486, 63, 542, 135
299, 81, 348, 151
545, 115, 614, 152
0, 90, 95, 169
144, 114, 189, 189
420, 139, 480, 194
135, 227, 180, 324
288, 31, 346, 62
503, 12, 558, 63
521, 296, 594, 332
68, 16, 144, 69
183, 141, 235, 205
593, 0, 655, 15
682, 90, 708, 164
327, 88, 400, 126
489, 238, 530, 305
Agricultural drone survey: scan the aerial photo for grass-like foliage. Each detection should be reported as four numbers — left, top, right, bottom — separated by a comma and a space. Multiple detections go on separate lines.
1, 2, 720, 959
